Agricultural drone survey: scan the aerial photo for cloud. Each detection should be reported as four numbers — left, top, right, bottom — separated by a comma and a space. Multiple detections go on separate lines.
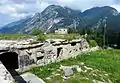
111, 4, 120, 12
43, 0, 115, 11
0, 0, 49, 18
10, 0, 36, 4
0, 0, 120, 26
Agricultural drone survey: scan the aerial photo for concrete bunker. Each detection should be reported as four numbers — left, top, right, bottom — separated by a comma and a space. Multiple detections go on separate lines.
0, 39, 89, 70
0, 52, 19, 69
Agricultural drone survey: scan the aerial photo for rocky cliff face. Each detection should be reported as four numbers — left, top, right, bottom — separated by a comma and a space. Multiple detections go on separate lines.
20, 5, 86, 33
0, 5, 85, 33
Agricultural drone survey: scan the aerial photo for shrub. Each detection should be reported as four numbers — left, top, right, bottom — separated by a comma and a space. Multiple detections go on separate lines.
89, 40, 98, 47
31, 28, 42, 36
37, 34, 46, 41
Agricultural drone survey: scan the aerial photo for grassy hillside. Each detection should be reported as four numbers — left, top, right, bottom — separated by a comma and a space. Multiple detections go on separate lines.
0, 33, 80, 41
45, 33, 80, 40
0, 34, 30, 40
29, 49, 120, 83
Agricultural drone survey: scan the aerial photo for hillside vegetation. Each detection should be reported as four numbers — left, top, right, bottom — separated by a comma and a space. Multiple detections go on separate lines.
0, 34, 30, 40
0, 33, 80, 41
28, 49, 120, 83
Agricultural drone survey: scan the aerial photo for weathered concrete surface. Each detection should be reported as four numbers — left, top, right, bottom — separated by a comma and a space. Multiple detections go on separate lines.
21, 73, 45, 83
0, 38, 89, 71
0, 38, 100, 83
0, 61, 14, 83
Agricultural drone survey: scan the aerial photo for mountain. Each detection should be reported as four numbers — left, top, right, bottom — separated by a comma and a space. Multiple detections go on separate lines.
0, 16, 32, 33
0, 5, 86, 33
82, 6, 120, 44
83, 6, 120, 29
21, 5, 87, 33
0, 5, 120, 40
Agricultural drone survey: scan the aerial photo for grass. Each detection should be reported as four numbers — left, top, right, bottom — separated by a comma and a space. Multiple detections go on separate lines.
36, 33, 81, 41
0, 34, 31, 40
82, 49, 120, 83
28, 49, 120, 83
0, 33, 80, 40
45, 33, 80, 40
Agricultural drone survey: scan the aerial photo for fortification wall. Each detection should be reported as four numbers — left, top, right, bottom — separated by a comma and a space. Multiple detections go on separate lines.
0, 38, 89, 70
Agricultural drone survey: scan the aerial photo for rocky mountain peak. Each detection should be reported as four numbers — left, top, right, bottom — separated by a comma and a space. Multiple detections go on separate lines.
45, 4, 62, 10
42, 5, 63, 15
34, 13, 40, 17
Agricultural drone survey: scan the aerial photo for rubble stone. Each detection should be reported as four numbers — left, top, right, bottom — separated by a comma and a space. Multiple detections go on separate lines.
60, 66, 73, 77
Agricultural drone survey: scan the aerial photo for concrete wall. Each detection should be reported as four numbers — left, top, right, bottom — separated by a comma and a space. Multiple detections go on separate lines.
0, 39, 89, 70
0, 61, 14, 83
17, 39, 89, 70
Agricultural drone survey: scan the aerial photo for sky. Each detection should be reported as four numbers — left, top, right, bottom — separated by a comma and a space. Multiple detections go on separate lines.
0, 0, 120, 26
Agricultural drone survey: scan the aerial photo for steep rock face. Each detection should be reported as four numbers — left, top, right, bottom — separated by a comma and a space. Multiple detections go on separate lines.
21, 5, 85, 33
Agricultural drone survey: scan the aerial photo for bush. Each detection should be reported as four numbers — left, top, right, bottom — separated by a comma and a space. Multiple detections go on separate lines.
37, 34, 46, 41
89, 40, 98, 47
31, 28, 42, 36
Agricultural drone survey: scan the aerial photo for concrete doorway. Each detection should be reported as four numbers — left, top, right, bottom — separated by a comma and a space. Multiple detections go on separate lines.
57, 47, 63, 58
0, 52, 19, 69
0, 52, 26, 83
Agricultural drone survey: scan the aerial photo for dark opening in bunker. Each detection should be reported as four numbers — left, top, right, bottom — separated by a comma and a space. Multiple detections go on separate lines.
37, 56, 44, 60
57, 47, 62, 58
71, 42, 76, 46
0, 52, 19, 69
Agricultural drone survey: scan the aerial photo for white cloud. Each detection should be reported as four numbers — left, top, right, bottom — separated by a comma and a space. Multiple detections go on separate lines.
0, 0, 120, 26
0, 0, 8, 4
51, 0, 114, 11
57, 0, 74, 4
111, 4, 120, 12
10, 13, 29, 18
0, 5, 16, 14
0, 0, 119, 18
36, 0, 50, 12
43, 0, 120, 12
